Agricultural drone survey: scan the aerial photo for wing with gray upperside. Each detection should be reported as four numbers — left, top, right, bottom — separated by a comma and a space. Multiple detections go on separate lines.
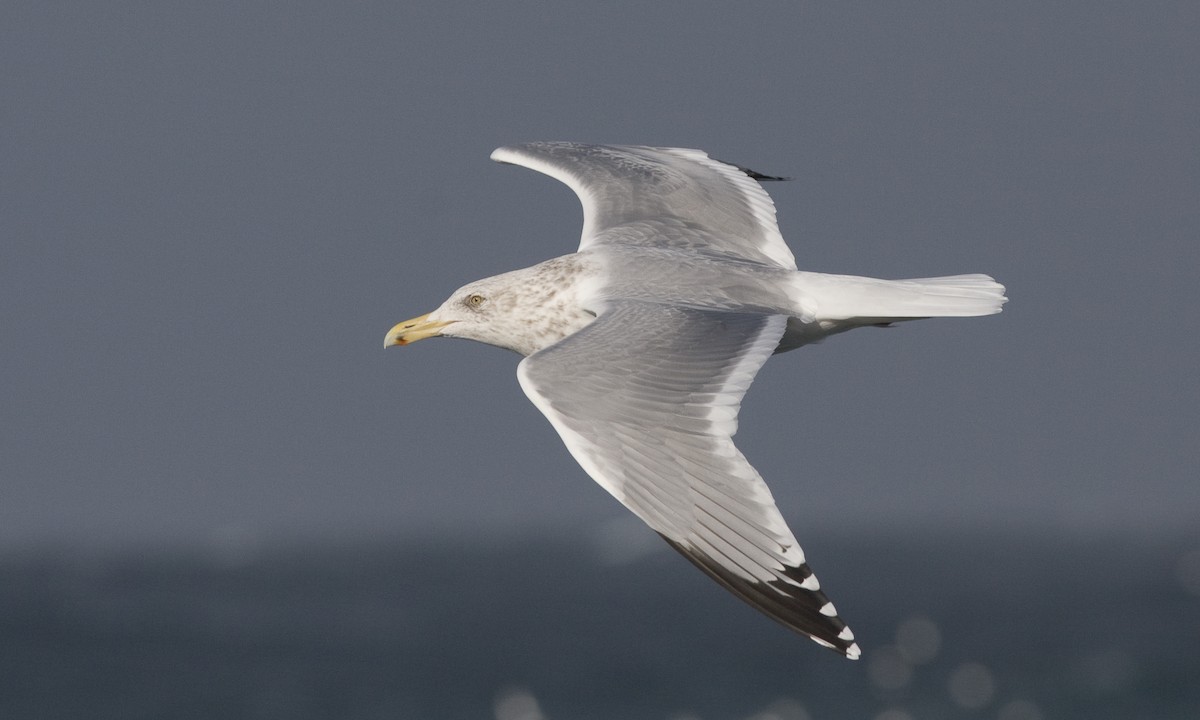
517, 302, 859, 657
491, 142, 797, 269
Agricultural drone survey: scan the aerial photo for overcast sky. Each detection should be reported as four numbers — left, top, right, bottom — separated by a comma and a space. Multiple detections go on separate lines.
2, 1, 1196, 550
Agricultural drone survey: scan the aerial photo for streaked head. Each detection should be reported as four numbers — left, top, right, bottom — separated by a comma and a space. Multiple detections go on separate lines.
384, 275, 511, 348
385, 257, 598, 356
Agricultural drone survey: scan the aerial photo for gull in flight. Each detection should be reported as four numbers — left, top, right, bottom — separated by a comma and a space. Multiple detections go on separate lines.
385, 142, 1006, 658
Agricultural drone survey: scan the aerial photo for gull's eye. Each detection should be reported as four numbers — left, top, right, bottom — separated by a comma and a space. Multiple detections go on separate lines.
465, 293, 485, 308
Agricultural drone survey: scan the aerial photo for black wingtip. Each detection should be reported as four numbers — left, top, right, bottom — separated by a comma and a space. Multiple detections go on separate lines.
657, 534, 860, 659
737, 166, 792, 182
707, 154, 792, 181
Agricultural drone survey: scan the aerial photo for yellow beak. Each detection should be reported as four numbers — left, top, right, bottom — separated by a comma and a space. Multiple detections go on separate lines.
384, 313, 454, 347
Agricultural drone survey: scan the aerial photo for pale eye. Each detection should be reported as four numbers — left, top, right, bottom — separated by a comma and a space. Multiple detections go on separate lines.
466, 293, 485, 308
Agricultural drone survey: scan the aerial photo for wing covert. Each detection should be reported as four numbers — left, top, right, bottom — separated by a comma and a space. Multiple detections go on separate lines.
516, 301, 858, 657
491, 142, 797, 269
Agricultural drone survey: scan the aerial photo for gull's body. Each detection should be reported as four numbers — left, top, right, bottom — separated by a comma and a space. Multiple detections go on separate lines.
386, 143, 1006, 658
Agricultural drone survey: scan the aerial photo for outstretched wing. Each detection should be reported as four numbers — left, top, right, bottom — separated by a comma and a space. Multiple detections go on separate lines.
491, 142, 797, 270
517, 301, 859, 657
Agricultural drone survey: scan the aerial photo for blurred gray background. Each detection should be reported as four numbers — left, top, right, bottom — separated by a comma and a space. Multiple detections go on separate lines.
3, 1, 1197, 552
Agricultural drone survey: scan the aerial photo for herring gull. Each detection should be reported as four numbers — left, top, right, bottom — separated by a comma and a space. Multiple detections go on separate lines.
385, 142, 1006, 658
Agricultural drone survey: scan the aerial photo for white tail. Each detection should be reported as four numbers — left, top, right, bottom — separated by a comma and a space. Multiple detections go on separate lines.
792, 271, 1007, 322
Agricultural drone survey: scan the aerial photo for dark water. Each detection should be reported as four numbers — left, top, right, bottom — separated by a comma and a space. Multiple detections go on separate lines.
2, 529, 1197, 719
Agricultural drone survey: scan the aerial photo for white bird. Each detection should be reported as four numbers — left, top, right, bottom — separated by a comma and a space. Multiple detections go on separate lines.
386, 143, 1006, 658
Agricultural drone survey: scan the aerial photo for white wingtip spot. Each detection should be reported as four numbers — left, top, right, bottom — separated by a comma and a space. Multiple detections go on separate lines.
800, 573, 820, 590
838, 626, 855, 641
845, 643, 862, 660
819, 601, 838, 617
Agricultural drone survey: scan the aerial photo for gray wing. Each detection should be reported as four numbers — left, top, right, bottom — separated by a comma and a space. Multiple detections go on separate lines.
517, 301, 859, 658
491, 142, 797, 269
